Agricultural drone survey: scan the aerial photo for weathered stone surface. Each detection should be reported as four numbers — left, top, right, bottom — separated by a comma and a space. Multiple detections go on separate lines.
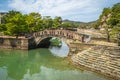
71, 45, 120, 80
0, 36, 28, 50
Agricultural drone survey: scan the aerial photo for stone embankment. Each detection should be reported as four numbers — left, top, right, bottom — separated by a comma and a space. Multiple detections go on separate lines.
71, 45, 120, 80
0, 36, 29, 50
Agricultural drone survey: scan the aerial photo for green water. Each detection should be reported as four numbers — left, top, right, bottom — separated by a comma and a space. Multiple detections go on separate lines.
0, 48, 110, 80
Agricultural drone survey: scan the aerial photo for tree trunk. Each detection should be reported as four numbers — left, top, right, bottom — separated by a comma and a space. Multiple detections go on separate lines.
117, 34, 120, 46
118, 42, 120, 46
106, 28, 110, 42
107, 32, 110, 42
16, 35, 18, 39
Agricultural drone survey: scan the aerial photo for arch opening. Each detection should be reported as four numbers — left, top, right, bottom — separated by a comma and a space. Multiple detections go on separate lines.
36, 37, 52, 48
35, 36, 70, 57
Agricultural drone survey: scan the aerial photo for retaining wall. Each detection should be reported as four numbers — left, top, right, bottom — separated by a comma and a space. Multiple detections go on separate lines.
0, 36, 29, 50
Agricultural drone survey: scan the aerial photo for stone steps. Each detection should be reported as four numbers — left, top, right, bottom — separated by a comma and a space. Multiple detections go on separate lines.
71, 48, 120, 79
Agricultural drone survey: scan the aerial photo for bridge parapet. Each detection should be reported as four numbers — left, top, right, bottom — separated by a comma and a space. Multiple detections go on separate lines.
33, 30, 82, 41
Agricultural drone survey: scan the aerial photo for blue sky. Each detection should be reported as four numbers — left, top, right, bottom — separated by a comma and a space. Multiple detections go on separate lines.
0, 0, 120, 22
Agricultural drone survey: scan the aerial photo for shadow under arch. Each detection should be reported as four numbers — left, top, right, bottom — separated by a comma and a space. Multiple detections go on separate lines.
36, 36, 71, 49
36, 37, 52, 48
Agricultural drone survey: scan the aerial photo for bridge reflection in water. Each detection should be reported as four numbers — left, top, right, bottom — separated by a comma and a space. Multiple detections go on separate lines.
49, 41, 69, 57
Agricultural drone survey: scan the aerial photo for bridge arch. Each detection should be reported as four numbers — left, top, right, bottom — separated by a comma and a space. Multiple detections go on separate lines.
35, 36, 72, 48
33, 30, 82, 46
31, 30, 83, 48
36, 36, 52, 48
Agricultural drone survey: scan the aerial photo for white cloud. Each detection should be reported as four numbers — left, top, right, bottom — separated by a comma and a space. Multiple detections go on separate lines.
8, 0, 119, 22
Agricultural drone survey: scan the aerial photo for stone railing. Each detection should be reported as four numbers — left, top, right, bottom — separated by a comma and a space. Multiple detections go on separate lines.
33, 30, 82, 40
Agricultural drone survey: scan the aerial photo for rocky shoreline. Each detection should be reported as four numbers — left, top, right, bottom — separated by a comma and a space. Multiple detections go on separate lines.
69, 44, 120, 80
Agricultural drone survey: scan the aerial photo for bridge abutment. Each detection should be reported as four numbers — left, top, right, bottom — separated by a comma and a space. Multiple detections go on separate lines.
0, 36, 29, 50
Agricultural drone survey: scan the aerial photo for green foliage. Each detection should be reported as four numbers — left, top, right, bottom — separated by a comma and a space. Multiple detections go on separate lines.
109, 3, 120, 26
53, 16, 62, 29
110, 24, 120, 45
100, 8, 111, 19
109, 3, 120, 44
112, 3, 120, 13
92, 20, 100, 29
62, 22, 76, 29
25, 12, 42, 32
0, 24, 6, 31
98, 3, 120, 44
1, 10, 63, 36
2, 11, 27, 36
50, 38, 62, 47
43, 16, 53, 29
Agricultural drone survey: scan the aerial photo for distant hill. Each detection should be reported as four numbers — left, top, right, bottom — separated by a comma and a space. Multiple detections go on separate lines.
62, 19, 98, 28
62, 19, 85, 24
63, 19, 97, 24
87, 20, 98, 24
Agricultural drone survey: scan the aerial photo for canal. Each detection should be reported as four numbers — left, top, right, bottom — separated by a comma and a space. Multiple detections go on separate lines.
0, 41, 110, 80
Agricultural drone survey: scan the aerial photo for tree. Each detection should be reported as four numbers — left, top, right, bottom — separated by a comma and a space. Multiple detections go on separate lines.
52, 16, 62, 29
42, 16, 53, 29
109, 3, 120, 26
91, 20, 100, 29
108, 3, 120, 45
99, 8, 111, 42
62, 22, 77, 29
0, 24, 6, 31
25, 12, 42, 32
110, 24, 120, 46
2, 10, 27, 36
2, 10, 21, 23
0, 10, 64, 37
98, 3, 120, 45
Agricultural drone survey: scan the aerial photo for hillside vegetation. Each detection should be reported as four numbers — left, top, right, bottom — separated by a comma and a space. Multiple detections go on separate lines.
98, 3, 120, 45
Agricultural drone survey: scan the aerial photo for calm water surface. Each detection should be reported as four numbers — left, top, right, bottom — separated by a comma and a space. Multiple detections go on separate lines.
0, 42, 110, 80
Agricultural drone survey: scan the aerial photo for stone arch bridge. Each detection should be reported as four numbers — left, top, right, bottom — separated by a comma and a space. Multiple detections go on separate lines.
29, 30, 83, 48
0, 29, 90, 50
